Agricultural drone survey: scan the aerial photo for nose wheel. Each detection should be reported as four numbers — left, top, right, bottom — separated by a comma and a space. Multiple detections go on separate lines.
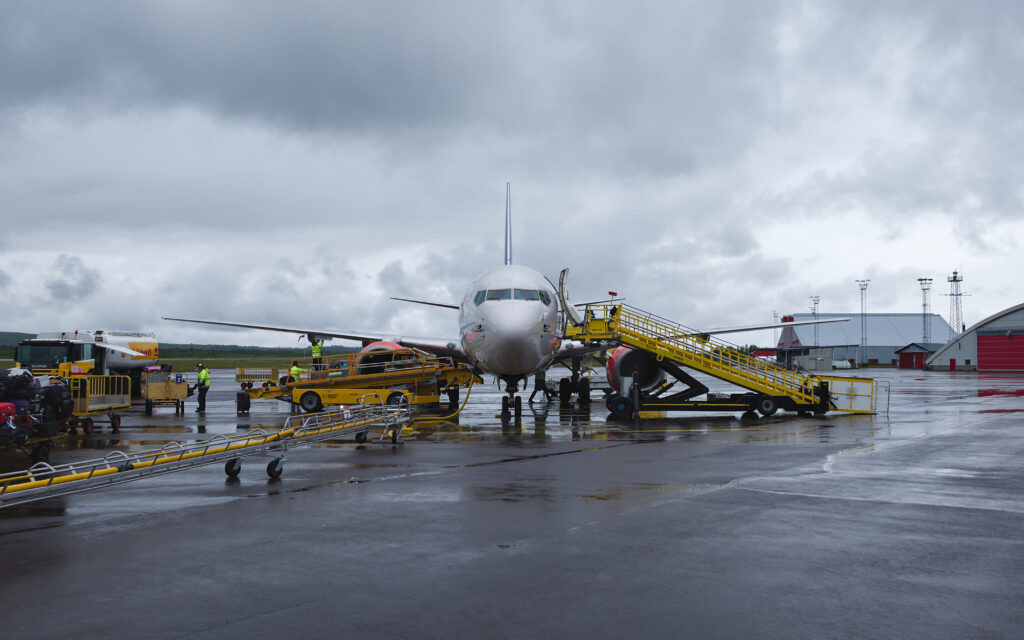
500, 377, 524, 421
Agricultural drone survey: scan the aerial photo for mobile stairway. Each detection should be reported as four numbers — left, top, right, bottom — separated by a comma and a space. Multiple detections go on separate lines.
564, 304, 887, 418
0, 403, 411, 509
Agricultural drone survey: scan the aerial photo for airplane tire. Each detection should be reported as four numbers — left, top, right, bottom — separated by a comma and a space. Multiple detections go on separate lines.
578, 378, 591, 404
514, 395, 522, 418
756, 396, 778, 417
300, 392, 323, 413
501, 396, 509, 414
559, 378, 571, 404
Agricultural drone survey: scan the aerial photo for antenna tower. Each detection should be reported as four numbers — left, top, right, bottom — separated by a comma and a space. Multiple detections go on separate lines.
809, 296, 820, 347
855, 280, 869, 363
918, 278, 933, 343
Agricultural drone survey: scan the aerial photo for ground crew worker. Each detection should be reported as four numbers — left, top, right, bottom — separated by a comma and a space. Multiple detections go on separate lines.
311, 338, 325, 370
289, 360, 307, 383
194, 363, 211, 412
529, 369, 550, 403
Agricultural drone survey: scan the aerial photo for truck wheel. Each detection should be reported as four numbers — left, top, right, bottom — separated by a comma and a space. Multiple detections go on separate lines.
756, 396, 778, 417
386, 392, 408, 407
299, 392, 323, 413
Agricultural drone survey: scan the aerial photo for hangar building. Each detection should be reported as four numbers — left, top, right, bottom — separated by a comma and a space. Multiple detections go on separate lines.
927, 303, 1024, 371
778, 312, 953, 367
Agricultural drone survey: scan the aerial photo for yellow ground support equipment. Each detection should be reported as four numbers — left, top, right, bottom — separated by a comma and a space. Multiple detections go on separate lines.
68, 374, 131, 433
565, 304, 887, 417
0, 403, 412, 509
140, 371, 189, 415
237, 349, 481, 414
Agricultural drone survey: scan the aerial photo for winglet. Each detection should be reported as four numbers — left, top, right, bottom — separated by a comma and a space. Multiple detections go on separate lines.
504, 182, 512, 265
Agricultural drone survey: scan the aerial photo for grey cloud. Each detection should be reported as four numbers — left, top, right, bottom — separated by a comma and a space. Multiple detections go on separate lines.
0, 269, 10, 291
44, 254, 101, 302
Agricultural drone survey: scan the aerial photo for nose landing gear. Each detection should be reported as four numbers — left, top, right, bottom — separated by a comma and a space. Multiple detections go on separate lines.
500, 377, 524, 421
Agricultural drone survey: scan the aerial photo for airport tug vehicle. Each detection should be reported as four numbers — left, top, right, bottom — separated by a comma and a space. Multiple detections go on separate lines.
564, 304, 885, 419
236, 347, 481, 417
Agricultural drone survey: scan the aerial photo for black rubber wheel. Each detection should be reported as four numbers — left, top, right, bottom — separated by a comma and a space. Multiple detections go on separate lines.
606, 394, 632, 418
501, 396, 510, 414
224, 459, 242, 478
144, 400, 153, 415
110, 414, 121, 432
300, 392, 323, 413
514, 395, 522, 418
82, 418, 94, 435
391, 427, 399, 444
386, 392, 408, 407
266, 458, 284, 479
31, 443, 50, 464
578, 378, 591, 404
559, 378, 571, 403
756, 396, 778, 417
355, 430, 368, 443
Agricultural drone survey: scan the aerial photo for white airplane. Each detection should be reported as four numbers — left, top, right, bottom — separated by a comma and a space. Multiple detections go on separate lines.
165, 184, 608, 417
165, 185, 849, 417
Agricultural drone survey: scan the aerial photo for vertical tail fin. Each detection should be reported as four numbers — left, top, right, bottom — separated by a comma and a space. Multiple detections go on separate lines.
504, 182, 512, 265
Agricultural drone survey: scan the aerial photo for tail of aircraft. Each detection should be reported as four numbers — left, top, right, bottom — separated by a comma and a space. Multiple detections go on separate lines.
504, 182, 512, 266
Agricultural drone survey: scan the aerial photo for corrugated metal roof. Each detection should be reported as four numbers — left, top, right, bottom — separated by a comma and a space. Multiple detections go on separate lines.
779, 313, 953, 348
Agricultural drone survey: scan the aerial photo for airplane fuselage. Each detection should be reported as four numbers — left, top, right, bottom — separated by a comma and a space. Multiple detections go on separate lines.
458, 264, 561, 378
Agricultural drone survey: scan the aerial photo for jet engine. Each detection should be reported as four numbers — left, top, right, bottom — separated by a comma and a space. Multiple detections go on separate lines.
605, 346, 667, 393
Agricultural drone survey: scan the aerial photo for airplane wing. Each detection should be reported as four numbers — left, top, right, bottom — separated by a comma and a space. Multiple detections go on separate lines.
694, 317, 851, 339
162, 317, 468, 360
162, 317, 386, 346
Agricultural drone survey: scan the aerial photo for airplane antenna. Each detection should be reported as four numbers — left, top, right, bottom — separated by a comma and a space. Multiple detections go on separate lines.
504, 182, 512, 265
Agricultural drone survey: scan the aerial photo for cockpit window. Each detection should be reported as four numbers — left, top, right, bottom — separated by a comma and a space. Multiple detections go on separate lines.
485, 289, 512, 300
538, 291, 552, 306
473, 290, 486, 305
513, 289, 540, 301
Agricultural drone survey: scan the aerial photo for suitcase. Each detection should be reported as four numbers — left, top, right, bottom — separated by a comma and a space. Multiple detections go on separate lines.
235, 391, 251, 414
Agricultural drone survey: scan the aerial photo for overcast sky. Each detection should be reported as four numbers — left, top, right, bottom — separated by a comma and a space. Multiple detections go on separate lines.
2, 1, 1022, 348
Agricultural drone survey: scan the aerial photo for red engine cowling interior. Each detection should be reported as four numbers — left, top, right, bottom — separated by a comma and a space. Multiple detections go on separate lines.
606, 346, 666, 393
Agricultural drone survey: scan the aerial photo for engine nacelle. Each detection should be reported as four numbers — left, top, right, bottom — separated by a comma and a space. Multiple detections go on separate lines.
605, 346, 666, 393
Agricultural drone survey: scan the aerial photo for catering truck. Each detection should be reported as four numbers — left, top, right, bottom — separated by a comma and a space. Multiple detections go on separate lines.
14, 330, 159, 393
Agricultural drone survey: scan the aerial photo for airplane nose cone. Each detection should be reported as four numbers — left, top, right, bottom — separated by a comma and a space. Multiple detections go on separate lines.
490, 303, 544, 336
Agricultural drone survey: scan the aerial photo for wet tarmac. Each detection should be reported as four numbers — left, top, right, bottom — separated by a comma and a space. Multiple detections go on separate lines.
1, 369, 1022, 638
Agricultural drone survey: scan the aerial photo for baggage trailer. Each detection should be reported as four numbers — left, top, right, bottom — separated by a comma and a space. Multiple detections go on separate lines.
68, 375, 131, 434
140, 370, 190, 415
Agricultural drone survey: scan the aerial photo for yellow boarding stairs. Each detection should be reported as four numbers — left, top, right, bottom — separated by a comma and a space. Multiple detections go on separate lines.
564, 304, 885, 416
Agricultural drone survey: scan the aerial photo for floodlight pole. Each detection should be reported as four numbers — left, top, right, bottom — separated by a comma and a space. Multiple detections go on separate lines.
855, 280, 870, 365
918, 278, 933, 343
